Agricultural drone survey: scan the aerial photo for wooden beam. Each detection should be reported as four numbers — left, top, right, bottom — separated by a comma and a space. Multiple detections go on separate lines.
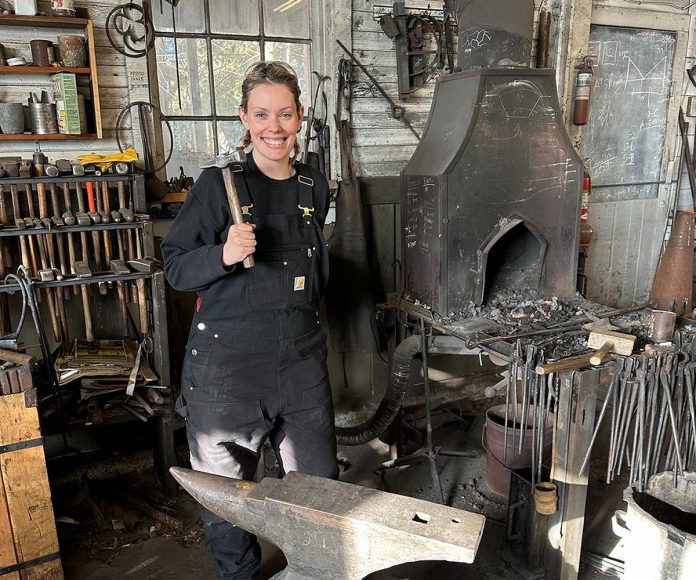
545, 368, 600, 580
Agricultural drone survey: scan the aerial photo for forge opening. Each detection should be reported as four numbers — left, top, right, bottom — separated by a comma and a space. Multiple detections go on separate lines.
483, 222, 544, 303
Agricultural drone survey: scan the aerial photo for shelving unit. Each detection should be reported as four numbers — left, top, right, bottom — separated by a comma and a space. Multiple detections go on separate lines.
0, 172, 175, 493
0, 14, 102, 140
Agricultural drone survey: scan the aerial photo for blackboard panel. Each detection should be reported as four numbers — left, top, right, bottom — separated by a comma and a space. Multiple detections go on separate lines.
582, 25, 676, 202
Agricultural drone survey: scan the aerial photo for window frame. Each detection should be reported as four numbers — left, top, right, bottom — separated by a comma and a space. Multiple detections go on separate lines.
148, 0, 313, 159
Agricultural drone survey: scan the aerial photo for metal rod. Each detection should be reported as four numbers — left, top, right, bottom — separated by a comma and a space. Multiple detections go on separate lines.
580, 358, 624, 475
336, 39, 422, 141
661, 368, 685, 474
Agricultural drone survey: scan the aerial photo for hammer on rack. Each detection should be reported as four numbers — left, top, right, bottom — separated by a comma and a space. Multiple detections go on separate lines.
201, 154, 254, 268
535, 317, 635, 375
171, 468, 485, 580
587, 327, 636, 365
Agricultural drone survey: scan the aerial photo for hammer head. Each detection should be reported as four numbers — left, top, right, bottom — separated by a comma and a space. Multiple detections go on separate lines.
588, 328, 636, 356
200, 152, 241, 169
55, 159, 72, 174
44, 164, 59, 178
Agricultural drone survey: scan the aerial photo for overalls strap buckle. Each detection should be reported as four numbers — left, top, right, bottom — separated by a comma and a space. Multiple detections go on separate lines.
230, 163, 254, 215
297, 173, 314, 216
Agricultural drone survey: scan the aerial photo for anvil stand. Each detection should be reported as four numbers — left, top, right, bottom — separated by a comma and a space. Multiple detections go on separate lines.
376, 318, 477, 504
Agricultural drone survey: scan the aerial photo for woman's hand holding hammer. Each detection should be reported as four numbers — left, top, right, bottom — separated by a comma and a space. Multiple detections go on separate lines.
222, 223, 256, 267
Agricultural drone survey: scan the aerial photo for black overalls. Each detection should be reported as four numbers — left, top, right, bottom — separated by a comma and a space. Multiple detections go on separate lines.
177, 163, 338, 580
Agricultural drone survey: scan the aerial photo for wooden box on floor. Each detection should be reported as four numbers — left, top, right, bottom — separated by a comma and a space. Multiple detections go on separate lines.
0, 373, 63, 579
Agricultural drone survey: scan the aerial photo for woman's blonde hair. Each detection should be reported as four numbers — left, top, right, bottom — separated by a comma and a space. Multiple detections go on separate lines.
240, 61, 302, 162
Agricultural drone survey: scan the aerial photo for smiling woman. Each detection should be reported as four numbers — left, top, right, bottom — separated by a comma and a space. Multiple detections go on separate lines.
161, 60, 337, 580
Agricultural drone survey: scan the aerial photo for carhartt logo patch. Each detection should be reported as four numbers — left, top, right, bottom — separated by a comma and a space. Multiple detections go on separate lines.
294, 276, 305, 291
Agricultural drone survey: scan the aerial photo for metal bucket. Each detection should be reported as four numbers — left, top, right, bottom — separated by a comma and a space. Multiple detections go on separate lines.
614, 471, 696, 579
485, 403, 554, 496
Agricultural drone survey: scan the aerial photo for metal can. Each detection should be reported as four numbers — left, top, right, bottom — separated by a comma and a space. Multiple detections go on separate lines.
51, 0, 76, 17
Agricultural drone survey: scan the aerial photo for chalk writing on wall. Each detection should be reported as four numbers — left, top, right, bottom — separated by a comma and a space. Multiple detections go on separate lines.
581, 26, 675, 202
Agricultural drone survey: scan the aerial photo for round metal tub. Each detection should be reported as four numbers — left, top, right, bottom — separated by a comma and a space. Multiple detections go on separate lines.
615, 471, 696, 579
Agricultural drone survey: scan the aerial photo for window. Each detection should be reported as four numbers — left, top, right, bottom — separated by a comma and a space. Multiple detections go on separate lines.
150, 0, 312, 179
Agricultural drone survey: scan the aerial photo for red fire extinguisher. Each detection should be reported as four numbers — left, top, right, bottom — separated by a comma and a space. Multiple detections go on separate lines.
579, 171, 594, 253
573, 57, 594, 126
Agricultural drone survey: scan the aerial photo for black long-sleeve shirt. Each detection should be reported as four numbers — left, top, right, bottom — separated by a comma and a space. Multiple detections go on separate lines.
161, 152, 329, 330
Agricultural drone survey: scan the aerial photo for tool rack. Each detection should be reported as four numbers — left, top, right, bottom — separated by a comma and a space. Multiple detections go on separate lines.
0, 172, 175, 494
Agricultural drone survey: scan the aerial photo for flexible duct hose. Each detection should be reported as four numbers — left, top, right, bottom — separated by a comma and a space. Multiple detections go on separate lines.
336, 334, 422, 446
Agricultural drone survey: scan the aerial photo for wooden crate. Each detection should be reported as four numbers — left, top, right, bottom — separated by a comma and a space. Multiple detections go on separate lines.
0, 388, 63, 579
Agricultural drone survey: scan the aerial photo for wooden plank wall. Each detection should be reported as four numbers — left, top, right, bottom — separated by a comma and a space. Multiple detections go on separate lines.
350, 0, 433, 178
0, 0, 145, 160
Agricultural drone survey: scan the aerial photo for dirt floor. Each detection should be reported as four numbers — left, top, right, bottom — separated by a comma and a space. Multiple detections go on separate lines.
52, 378, 618, 580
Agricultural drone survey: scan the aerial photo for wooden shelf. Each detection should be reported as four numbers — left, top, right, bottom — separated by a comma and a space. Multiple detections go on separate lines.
0, 133, 97, 141
0, 15, 102, 141
0, 66, 91, 74
0, 15, 89, 28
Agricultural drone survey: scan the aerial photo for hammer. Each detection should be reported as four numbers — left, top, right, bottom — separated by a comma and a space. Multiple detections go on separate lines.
171, 468, 485, 580
201, 154, 254, 268
587, 328, 636, 365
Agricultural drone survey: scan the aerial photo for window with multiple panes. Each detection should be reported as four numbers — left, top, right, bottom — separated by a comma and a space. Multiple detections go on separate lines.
150, 0, 312, 179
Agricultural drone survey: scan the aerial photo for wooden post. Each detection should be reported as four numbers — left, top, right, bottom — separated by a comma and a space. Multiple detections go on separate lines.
545, 368, 600, 580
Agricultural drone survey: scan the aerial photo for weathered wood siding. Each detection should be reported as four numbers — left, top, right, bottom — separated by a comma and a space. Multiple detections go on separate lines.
0, 0, 145, 159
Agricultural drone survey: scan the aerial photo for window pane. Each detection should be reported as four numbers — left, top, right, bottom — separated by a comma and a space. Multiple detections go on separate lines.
150, 0, 205, 33
210, 0, 259, 35
156, 37, 210, 116
263, 0, 310, 39
264, 42, 311, 108
212, 41, 261, 115
167, 120, 215, 180
217, 120, 246, 153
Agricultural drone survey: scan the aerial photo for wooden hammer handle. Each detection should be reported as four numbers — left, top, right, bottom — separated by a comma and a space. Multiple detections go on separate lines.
221, 166, 254, 269
590, 341, 615, 366
536, 354, 594, 375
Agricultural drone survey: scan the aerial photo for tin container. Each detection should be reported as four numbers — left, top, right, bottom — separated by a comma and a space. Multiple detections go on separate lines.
58, 35, 86, 68
649, 310, 677, 343
29, 103, 58, 134
51, 0, 75, 17
30, 40, 52, 67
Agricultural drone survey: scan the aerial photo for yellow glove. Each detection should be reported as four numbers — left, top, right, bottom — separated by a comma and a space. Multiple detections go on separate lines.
75, 147, 139, 171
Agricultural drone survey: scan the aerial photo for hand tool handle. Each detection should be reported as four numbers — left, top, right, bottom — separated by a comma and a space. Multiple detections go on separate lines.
590, 341, 615, 366
80, 284, 94, 341
221, 166, 254, 269
86, 181, 96, 213
536, 354, 594, 375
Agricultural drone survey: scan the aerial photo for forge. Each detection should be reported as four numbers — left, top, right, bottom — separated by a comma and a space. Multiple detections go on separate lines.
402, 0, 584, 316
